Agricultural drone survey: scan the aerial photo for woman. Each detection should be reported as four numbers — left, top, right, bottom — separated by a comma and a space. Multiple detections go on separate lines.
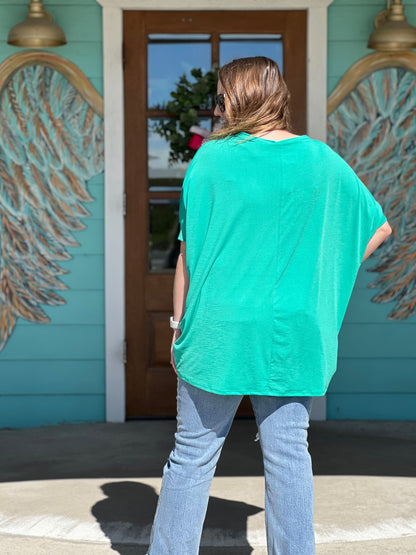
147, 56, 392, 554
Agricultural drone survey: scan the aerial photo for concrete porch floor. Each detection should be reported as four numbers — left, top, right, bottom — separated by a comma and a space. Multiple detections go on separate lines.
0, 419, 415, 554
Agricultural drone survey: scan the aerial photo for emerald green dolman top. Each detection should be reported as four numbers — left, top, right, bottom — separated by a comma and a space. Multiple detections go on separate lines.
173, 133, 387, 396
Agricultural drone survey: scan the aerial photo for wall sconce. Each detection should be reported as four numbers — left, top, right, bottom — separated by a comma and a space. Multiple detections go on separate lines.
368, 0, 416, 51
8, 0, 66, 48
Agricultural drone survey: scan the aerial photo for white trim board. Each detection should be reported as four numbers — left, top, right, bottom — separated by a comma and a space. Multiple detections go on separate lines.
99, 0, 333, 8
98, 0, 333, 422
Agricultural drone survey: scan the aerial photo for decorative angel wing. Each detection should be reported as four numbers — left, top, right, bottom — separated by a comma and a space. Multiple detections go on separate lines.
327, 63, 416, 320
0, 52, 104, 350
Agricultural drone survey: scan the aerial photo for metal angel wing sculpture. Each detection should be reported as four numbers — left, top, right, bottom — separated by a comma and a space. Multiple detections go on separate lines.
0, 51, 104, 351
327, 52, 416, 320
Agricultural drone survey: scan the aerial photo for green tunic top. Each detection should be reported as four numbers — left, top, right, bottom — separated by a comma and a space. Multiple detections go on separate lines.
173, 133, 387, 396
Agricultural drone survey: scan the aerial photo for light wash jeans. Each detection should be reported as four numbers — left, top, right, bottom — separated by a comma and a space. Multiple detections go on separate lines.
147, 375, 315, 555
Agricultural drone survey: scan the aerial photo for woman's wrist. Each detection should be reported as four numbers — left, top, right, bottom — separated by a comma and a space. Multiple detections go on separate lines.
170, 316, 182, 329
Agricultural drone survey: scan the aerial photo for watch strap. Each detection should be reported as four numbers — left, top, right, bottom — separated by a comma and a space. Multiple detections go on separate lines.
170, 316, 181, 329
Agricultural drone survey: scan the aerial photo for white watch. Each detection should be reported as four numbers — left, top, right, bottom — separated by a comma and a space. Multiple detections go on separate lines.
170, 316, 181, 329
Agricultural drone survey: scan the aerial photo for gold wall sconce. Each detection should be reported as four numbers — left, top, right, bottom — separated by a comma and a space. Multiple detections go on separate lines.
8, 0, 66, 48
368, 0, 416, 51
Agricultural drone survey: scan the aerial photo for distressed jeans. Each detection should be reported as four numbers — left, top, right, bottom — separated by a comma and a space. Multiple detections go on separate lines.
147, 375, 315, 555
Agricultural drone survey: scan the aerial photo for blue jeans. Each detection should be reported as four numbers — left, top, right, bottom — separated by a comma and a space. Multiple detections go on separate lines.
147, 376, 315, 555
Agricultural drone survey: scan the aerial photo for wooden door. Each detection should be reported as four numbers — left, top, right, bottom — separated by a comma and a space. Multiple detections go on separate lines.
124, 11, 307, 417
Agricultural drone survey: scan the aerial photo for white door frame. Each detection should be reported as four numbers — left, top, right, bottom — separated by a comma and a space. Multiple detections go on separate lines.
97, 0, 334, 422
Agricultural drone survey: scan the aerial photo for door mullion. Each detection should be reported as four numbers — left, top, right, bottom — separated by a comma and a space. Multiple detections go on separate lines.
211, 32, 219, 130
211, 32, 219, 67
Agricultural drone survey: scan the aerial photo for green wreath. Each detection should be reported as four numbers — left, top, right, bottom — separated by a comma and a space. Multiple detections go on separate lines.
152, 67, 219, 164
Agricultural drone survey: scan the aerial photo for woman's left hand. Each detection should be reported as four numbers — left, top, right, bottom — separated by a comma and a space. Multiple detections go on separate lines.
170, 329, 182, 375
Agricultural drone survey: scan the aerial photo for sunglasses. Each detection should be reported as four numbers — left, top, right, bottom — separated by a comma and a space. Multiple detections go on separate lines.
215, 93, 225, 113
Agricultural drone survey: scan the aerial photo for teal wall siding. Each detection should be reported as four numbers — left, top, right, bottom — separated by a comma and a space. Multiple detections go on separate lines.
0, 0, 104, 428
326, 0, 416, 420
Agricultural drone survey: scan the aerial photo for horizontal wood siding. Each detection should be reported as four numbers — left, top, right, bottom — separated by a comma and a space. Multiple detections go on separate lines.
327, 0, 416, 419
327, 394, 416, 420
0, 0, 104, 428
0, 395, 105, 428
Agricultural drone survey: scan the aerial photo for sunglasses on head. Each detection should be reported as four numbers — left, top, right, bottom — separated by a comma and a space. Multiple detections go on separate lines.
215, 93, 225, 113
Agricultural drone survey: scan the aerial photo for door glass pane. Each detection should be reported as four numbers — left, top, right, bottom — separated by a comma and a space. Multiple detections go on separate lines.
148, 34, 211, 108
220, 34, 283, 72
149, 199, 180, 272
148, 117, 212, 191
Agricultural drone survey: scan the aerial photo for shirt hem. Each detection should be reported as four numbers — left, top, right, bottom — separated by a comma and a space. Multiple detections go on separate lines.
176, 370, 328, 397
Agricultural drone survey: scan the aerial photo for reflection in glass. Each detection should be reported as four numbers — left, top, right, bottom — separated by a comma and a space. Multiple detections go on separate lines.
148, 118, 212, 191
148, 34, 211, 108
220, 34, 283, 72
149, 200, 180, 272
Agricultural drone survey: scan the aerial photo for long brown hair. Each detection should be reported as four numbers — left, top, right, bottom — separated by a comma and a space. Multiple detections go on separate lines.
209, 56, 291, 140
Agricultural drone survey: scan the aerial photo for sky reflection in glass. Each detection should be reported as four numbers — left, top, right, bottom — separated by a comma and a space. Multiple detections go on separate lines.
220, 34, 283, 69
148, 34, 283, 108
148, 35, 211, 108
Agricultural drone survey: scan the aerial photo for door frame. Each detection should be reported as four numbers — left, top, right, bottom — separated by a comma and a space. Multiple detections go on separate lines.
96, 0, 334, 422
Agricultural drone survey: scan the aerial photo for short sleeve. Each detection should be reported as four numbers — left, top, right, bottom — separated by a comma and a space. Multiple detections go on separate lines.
356, 176, 387, 240
350, 174, 387, 265
335, 153, 388, 266
177, 181, 187, 241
